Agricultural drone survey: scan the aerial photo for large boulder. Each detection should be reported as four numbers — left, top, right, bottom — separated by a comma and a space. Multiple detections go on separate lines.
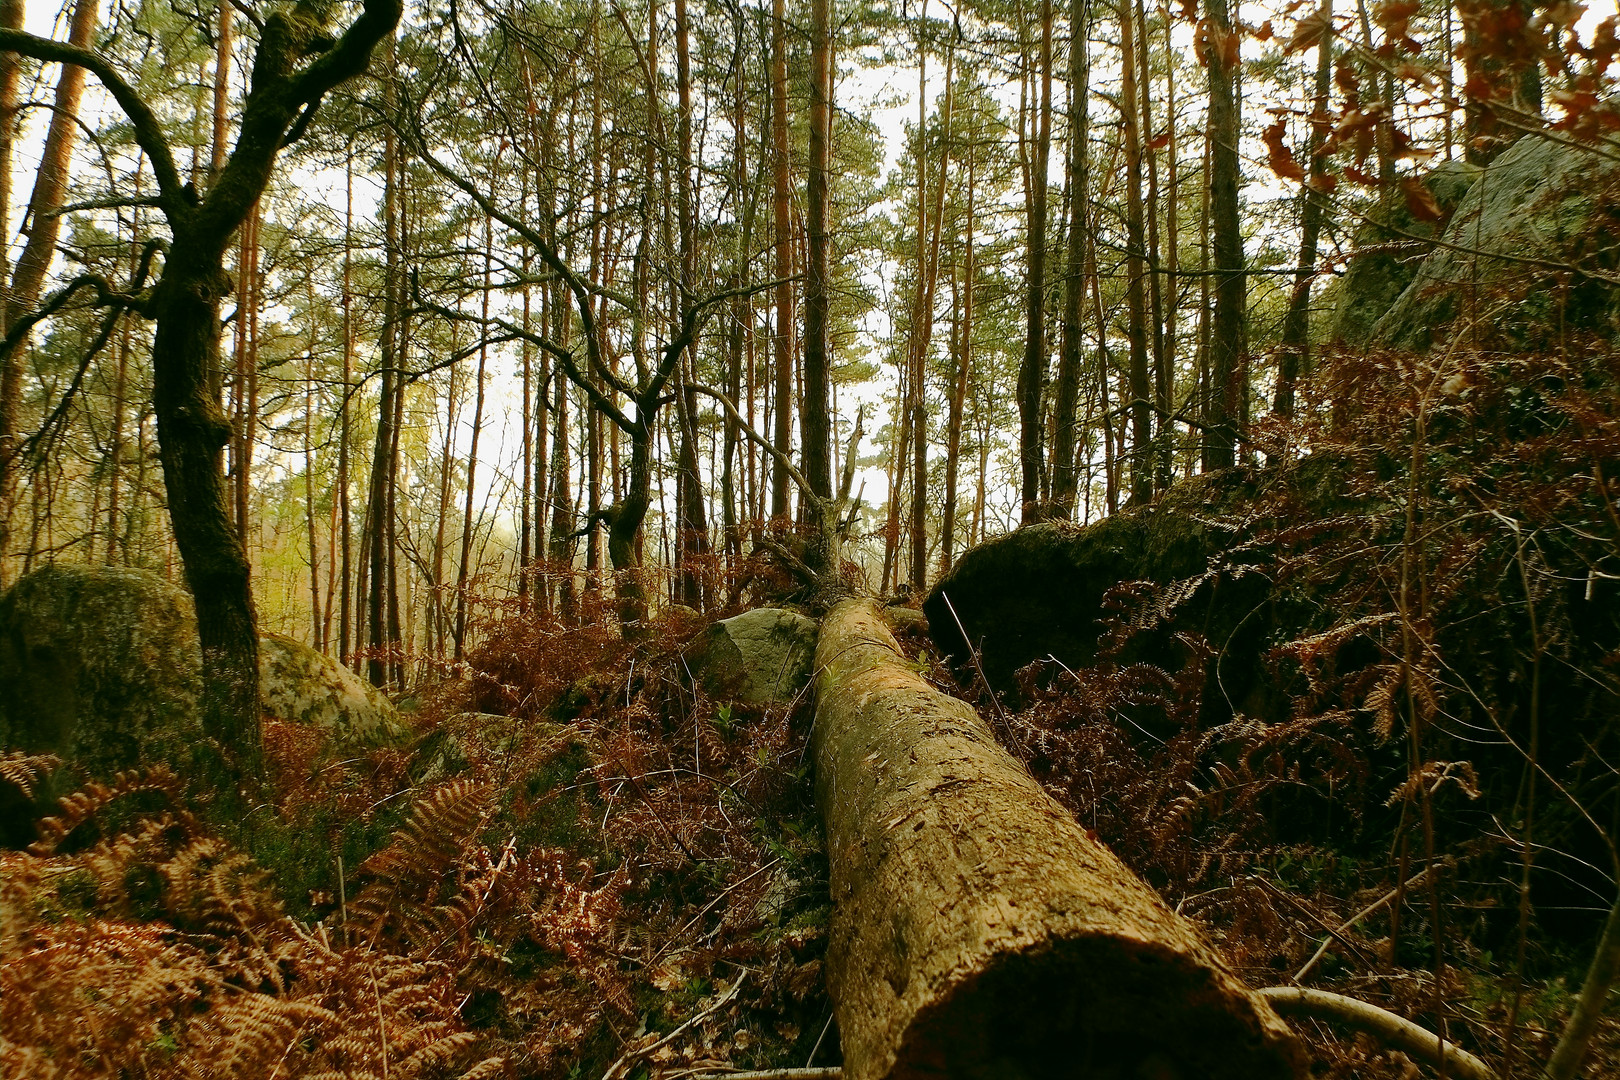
0, 564, 204, 780
260, 633, 406, 748
1371, 136, 1620, 351
1326, 159, 1481, 348
925, 507, 1231, 699
684, 607, 819, 705
0, 564, 406, 784
922, 467, 1324, 717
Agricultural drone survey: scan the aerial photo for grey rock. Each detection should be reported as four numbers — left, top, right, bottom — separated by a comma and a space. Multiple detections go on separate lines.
1372, 136, 1620, 351
1326, 159, 1481, 348
685, 607, 819, 704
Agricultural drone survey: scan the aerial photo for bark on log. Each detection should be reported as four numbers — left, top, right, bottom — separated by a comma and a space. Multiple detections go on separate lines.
810, 599, 1304, 1080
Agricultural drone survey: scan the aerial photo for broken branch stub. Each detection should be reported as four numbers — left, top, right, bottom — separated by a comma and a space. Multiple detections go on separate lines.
810, 599, 1304, 1080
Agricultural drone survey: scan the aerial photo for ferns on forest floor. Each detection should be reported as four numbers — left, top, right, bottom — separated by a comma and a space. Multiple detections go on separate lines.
0, 609, 832, 1079
979, 344, 1620, 1078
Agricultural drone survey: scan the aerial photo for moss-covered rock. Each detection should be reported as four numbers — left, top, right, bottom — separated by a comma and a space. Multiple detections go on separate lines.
683, 608, 819, 705
920, 467, 1320, 719
260, 632, 406, 749
0, 564, 204, 780
0, 566, 407, 827
1372, 137, 1620, 351
1325, 159, 1482, 348
409, 712, 562, 786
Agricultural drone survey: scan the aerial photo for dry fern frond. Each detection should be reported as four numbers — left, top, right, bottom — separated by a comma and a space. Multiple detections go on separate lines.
31, 764, 198, 855
0, 751, 59, 800
350, 779, 498, 949
183, 994, 338, 1078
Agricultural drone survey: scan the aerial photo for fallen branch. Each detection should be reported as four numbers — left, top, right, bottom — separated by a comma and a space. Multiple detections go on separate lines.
1292, 866, 1435, 983
601, 974, 745, 1080
1256, 986, 1494, 1080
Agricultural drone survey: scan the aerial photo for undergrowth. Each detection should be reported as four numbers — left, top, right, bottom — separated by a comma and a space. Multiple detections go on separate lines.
0, 599, 833, 1079
974, 342, 1620, 1079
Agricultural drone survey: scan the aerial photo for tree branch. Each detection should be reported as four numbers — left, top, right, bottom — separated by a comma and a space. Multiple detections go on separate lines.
0, 28, 183, 209
689, 382, 819, 507
1256, 987, 1494, 1080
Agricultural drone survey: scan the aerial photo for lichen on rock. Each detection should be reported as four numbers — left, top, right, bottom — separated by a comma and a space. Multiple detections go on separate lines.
260, 632, 406, 749
1371, 137, 1620, 352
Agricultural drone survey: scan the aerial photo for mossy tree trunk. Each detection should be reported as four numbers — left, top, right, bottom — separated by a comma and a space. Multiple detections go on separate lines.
0, 0, 403, 779
811, 599, 1304, 1079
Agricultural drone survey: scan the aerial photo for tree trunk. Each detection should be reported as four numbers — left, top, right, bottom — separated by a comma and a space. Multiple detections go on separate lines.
550, 361, 576, 620
1119, 0, 1153, 506
811, 599, 1305, 1080
1017, 0, 1053, 525
151, 234, 263, 779
0, 0, 22, 288
1137, 0, 1170, 493
906, 13, 935, 590
1049, 0, 1089, 521
939, 153, 972, 576
369, 43, 404, 687
210, 0, 230, 178
230, 199, 260, 539
1203, 0, 1245, 471
770, 0, 795, 522
0, 0, 20, 578
1271, 0, 1332, 426
304, 278, 322, 651
339, 142, 355, 663
803, 0, 833, 503
0, 0, 95, 581
453, 218, 492, 661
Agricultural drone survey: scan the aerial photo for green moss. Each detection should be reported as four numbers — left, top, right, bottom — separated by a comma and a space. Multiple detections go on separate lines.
515, 739, 594, 851
235, 802, 402, 920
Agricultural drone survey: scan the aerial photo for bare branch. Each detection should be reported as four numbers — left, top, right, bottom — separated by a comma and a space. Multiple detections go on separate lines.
0, 28, 183, 208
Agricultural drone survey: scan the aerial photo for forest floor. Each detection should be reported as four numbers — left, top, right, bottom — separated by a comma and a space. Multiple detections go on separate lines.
3, 574, 1616, 1079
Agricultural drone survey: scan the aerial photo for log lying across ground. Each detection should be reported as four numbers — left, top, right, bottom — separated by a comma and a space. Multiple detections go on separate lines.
811, 599, 1303, 1080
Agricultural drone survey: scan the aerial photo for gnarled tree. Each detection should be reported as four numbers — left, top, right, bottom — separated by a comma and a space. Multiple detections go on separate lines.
0, 0, 404, 779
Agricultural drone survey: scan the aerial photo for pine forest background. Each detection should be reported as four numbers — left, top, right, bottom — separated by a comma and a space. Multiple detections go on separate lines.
3, 0, 1605, 667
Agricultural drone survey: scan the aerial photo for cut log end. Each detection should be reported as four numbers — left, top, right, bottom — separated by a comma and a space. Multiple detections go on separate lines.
893, 937, 1297, 1080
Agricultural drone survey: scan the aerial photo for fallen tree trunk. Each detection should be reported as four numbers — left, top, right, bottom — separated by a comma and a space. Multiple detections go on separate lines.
810, 599, 1303, 1080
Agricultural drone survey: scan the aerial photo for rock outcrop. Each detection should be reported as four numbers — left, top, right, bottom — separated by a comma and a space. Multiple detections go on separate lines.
683, 607, 818, 705
1327, 158, 1481, 348
923, 473, 1259, 697
1371, 135, 1620, 351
